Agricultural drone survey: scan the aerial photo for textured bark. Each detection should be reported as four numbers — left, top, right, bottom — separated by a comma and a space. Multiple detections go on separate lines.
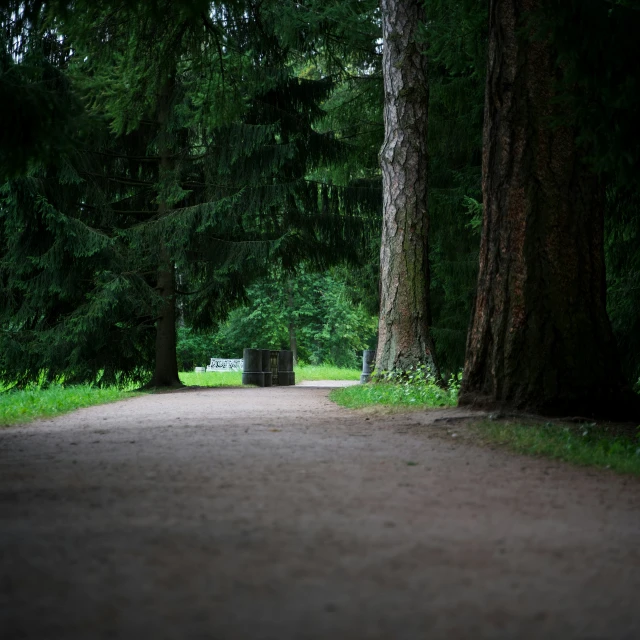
376, 0, 439, 375
146, 76, 182, 389
459, 0, 635, 417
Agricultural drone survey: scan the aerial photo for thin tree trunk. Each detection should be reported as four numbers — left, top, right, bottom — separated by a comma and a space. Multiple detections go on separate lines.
149, 257, 181, 387
287, 280, 297, 367
146, 74, 182, 388
376, 0, 439, 377
459, 0, 636, 418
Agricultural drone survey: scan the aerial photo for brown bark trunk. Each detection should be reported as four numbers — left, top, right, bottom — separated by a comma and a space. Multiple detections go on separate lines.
146, 74, 182, 389
459, 0, 636, 418
376, 0, 439, 377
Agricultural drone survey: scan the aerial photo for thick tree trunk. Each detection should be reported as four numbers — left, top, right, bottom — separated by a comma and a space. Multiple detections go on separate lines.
146, 74, 182, 389
376, 0, 439, 376
459, 0, 635, 418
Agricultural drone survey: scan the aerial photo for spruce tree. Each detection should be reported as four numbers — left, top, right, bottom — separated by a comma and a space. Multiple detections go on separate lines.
1, 0, 383, 387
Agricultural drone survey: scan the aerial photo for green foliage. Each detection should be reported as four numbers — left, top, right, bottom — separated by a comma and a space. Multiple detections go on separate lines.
176, 327, 220, 371
331, 366, 459, 409
212, 269, 377, 368
0, 9, 84, 180
0, 173, 157, 388
0, 384, 138, 426
1, 1, 381, 388
3, 0, 638, 401
473, 420, 640, 477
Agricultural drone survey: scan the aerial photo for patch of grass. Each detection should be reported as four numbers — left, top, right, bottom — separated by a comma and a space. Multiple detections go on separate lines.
472, 420, 640, 476
330, 380, 458, 409
180, 364, 361, 387
0, 385, 138, 427
295, 364, 360, 381
179, 371, 243, 387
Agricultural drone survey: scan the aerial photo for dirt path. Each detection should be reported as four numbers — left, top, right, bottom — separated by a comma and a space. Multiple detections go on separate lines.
1, 386, 639, 639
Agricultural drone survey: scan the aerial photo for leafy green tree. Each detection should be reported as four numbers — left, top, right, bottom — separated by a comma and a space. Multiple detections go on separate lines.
210, 269, 377, 368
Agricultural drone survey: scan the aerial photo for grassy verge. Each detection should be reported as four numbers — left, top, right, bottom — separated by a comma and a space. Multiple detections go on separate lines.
296, 364, 360, 381
330, 380, 458, 409
179, 371, 243, 387
0, 385, 138, 427
180, 365, 361, 387
471, 419, 640, 476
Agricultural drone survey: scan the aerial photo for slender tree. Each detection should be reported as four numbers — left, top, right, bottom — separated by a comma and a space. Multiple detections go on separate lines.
459, 0, 637, 417
375, 0, 439, 376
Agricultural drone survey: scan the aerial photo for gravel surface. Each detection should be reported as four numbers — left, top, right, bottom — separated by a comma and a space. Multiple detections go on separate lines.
1, 385, 639, 640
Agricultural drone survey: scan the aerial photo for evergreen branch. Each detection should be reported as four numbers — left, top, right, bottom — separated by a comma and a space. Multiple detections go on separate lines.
78, 171, 155, 188
200, 12, 226, 89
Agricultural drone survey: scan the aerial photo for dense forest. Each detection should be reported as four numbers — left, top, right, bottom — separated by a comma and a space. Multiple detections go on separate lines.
1, 0, 639, 417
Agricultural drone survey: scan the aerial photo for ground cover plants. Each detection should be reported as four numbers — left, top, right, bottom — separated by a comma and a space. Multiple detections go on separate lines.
295, 364, 360, 381
0, 365, 363, 427
0, 385, 137, 427
330, 367, 459, 409
179, 371, 243, 387
471, 419, 640, 477
330, 369, 640, 476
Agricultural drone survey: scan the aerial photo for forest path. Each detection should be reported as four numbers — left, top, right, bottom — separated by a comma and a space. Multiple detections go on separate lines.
1, 386, 639, 640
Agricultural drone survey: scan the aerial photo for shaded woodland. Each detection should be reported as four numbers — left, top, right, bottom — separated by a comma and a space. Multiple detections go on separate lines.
1, 0, 639, 417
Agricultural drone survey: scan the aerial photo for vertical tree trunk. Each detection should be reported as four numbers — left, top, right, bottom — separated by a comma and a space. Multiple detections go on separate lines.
376, 0, 439, 376
149, 257, 181, 387
287, 280, 297, 367
459, 0, 634, 417
146, 74, 182, 388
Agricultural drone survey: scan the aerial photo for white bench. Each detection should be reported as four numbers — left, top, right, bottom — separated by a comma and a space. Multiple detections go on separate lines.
205, 358, 244, 372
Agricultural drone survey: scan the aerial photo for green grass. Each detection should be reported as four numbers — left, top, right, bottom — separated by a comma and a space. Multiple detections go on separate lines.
330, 380, 458, 409
471, 420, 640, 476
179, 371, 243, 387
0, 385, 138, 427
180, 364, 361, 387
295, 364, 360, 381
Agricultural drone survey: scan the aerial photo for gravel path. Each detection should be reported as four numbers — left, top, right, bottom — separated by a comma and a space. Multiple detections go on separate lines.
1, 386, 639, 640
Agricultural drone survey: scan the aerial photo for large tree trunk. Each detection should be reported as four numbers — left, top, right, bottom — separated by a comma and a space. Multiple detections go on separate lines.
376, 0, 439, 376
146, 74, 182, 389
459, 0, 635, 418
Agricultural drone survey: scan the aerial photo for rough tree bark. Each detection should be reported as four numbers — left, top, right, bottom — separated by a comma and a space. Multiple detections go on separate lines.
376, 0, 439, 376
146, 75, 182, 388
459, 0, 636, 417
